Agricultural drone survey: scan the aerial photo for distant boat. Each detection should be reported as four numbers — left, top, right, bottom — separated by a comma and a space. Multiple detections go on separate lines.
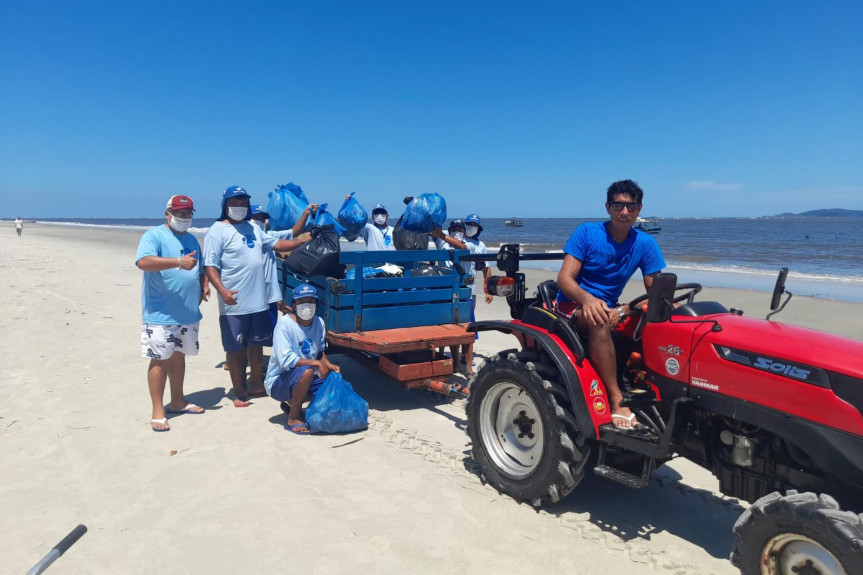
504, 217, 525, 227
634, 217, 662, 234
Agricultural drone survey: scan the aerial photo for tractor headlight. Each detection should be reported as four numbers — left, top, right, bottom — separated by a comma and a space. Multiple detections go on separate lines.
487, 276, 516, 298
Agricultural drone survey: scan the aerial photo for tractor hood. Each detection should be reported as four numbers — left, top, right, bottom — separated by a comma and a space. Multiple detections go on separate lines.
702, 314, 863, 380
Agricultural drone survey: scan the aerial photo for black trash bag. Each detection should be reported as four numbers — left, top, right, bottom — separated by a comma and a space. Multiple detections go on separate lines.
413, 263, 452, 276
285, 225, 346, 278
393, 214, 430, 251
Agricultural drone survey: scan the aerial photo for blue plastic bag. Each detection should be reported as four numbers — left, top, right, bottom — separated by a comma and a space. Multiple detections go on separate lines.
267, 182, 309, 231
305, 372, 369, 434
338, 192, 368, 242
312, 203, 346, 237
401, 193, 447, 233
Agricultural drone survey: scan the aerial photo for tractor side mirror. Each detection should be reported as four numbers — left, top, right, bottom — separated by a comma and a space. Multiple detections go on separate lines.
770, 267, 788, 311
647, 273, 677, 324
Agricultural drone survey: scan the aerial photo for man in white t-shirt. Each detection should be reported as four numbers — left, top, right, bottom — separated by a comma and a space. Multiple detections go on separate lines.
203, 186, 311, 408
348, 201, 395, 251
15, 217, 23, 237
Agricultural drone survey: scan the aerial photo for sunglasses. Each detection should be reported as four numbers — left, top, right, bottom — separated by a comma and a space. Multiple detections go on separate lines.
609, 202, 641, 212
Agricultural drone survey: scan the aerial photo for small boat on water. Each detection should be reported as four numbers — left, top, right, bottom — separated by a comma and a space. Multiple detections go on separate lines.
634, 217, 662, 234
504, 217, 525, 227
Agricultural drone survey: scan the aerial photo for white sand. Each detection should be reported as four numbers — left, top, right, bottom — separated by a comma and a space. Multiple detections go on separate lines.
2, 224, 861, 573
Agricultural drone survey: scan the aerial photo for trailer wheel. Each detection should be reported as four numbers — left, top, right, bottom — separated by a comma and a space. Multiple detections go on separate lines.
731, 490, 863, 575
466, 355, 590, 507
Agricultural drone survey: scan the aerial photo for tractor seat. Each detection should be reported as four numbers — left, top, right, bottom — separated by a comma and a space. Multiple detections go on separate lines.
672, 301, 730, 317
537, 280, 559, 311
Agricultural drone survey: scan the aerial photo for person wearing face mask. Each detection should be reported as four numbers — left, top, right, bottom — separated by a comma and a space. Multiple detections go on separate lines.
344, 198, 395, 251
135, 195, 209, 431
203, 186, 312, 408
431, 219, 482, 376
264, 283, 339, 435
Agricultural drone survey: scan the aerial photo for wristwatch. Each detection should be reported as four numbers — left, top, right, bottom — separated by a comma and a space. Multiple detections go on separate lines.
617, 307, 626, 320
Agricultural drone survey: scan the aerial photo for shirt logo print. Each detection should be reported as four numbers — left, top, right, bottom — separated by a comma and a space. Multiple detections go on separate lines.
300, 338, 312, 355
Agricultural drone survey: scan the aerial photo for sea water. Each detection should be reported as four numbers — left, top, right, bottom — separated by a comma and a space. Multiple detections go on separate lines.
17, 216, 863, 302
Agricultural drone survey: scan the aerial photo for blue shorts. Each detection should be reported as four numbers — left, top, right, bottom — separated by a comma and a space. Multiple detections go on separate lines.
219, 310, 274, 352
268, 365, 326, 403
267, 301, 279, 332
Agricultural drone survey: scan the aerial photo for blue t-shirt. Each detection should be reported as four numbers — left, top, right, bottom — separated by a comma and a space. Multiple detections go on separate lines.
359, 223, 395, 251
264, 315, 327, 393
203, 221, 277, 316
135, 225, 203, 325
556, 222, 666, 307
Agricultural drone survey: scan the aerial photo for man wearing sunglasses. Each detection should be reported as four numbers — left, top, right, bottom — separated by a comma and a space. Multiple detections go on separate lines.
555, 180, 666, 430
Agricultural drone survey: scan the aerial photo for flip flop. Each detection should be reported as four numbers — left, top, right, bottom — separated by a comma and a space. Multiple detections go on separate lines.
167, 403, 205, 415
232, 394, 250, 408
285, 422, 310, 435
611, 413, 639, 430
150, 418, 170, 432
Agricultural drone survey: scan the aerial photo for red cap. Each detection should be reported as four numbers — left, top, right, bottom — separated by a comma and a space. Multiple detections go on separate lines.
166, 195, 195, 212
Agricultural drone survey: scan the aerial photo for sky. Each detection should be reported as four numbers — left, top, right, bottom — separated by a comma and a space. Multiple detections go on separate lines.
1, 1, 861, 219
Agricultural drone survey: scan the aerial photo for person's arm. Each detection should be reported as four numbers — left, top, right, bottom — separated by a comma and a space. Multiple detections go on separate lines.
200, 272, 210, 302
290, 204, 318, 237
137, 251, 198, 272
205, 266, 237, 305
557, 255, 613, 326
430, 227, 467, 249
273, 237, 311, 252
483, 265, 493, 303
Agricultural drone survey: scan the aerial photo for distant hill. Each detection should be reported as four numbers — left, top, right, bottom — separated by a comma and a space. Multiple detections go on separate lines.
774, 208, 863, 218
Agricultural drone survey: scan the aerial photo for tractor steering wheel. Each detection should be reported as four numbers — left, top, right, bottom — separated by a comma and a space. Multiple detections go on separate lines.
627, 283, 703, 311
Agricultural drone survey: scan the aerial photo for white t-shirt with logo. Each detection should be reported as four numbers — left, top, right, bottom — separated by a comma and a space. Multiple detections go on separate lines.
264, 315, 327, 393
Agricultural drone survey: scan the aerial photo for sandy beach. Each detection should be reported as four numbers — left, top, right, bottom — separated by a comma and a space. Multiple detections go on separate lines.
2, 223, 861, 574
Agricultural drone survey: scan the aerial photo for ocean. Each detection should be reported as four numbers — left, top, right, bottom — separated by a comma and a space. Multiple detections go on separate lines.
17, 216, 863, 303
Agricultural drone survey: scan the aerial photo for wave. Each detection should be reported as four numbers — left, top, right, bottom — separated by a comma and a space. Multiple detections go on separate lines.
665, 261, 863, 284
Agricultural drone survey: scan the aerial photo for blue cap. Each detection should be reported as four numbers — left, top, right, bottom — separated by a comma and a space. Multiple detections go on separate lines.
292, 283, 318, 301
465, 213, 483, 230
223, 185, 250, 200
448, 219, 466, 231
372, 203, 387, 214
251, 204, 269, 217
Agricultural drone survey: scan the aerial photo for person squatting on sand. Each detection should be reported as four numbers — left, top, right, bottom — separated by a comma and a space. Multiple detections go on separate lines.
136, 195, 209, 432
554, 179, 666, 430
432, 219, 483, 376
203, 186, 310, 407
264, 283, 340, 435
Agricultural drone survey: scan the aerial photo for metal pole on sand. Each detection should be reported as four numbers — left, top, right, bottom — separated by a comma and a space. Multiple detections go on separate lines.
26, 524, 87, 575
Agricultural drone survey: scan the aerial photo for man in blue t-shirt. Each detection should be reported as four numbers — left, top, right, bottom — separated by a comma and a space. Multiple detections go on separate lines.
556, 180, 666, 430
265, 284, 339, 435
204, 186, 311, 408
136, 195, 208, 432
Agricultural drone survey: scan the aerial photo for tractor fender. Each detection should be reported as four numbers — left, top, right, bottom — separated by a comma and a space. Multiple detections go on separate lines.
469, 320, 602, 440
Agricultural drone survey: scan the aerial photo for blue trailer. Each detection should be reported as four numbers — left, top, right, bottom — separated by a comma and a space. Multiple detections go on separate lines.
277, 248, 477, 397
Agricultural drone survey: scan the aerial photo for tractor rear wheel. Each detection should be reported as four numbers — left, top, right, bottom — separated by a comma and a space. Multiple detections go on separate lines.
731, 490, 863, 575
466, 354, 590, 507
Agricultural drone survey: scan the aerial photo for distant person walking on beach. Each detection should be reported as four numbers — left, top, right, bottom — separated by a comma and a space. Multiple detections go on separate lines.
204, 187, 310, 407
555, 179, 665, 429
264, 284, 339, 435
344, 197, 395, 251
136, 195, 208, 432
15, 216, 23, 237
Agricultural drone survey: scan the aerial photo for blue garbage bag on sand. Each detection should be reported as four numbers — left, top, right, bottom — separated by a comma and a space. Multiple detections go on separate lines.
306, 372, 369, 434
267, 182, 309, 231
338, 192, 368, 242
312, 203, 346, 237
401, 193, 447, 233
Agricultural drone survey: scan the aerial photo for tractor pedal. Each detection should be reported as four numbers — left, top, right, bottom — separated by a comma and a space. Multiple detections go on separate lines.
598, 423, 661, 443
593, 464, 650, 488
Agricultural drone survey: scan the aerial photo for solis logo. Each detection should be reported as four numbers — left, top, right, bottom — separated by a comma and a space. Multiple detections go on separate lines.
753, 357, 810, 380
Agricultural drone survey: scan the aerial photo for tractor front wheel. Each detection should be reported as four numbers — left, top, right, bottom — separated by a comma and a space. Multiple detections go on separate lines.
731, 490, 863, 575
466, 354, 590, 507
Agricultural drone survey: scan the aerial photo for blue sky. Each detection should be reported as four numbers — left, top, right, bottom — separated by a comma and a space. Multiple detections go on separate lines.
1, 1, 861, 218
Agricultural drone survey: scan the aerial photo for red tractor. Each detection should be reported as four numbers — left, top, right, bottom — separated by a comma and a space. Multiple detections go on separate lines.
464, 245, 863, 575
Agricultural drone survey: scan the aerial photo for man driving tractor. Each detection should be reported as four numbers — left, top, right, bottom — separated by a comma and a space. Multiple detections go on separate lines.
555, 179, 666, 429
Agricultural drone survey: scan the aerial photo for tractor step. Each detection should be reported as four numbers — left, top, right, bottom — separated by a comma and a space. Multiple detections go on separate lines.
593, 464, 650, 488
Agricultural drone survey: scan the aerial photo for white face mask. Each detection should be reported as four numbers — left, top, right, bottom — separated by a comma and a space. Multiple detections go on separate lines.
252, 219, 266, 230
450, 231, 464, 241
373, 214, 387, 226
296, 303, 316, 321
227, 206, 248, 221
170, 216, 192, 233
465, 225, 479, 238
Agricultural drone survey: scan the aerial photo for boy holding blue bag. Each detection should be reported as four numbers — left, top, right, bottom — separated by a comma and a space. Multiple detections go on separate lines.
264, 284, 339, 435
